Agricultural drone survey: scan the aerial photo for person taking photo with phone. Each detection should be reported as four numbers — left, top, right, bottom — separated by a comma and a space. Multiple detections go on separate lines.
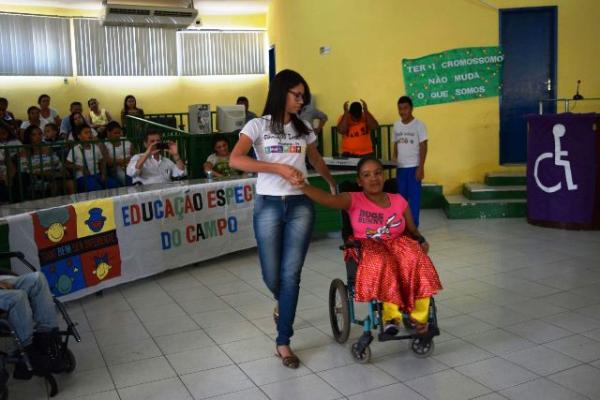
126, 129, 185, 185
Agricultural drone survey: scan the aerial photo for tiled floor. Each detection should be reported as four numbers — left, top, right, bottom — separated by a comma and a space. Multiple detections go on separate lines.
10, 210, 600, 400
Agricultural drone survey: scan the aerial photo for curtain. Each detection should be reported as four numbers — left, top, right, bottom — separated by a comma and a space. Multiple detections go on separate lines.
0, 13, 72, 76
73, 19, 177, 76
178, 30, 265, 76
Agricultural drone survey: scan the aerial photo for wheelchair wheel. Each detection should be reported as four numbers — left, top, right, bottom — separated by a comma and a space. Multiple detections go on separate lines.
410, 337, 435, 358
63, 348, 76, 373
350, 342, 371, 364
329, 279, 350, 344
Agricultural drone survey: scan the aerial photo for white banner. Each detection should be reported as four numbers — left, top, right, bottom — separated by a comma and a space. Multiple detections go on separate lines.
7, 179, 257, 301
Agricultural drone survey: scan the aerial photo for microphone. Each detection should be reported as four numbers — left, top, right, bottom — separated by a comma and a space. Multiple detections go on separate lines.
573, 80, 584, 100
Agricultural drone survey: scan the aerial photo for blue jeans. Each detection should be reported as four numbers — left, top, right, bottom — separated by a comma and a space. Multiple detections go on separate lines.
76, 174, 119, 192
397, 167, 422, 227
253, 194, 315, 346
0, 272, 58, 346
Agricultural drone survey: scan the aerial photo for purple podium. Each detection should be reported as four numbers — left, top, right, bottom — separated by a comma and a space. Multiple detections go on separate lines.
526, 113, 600, 229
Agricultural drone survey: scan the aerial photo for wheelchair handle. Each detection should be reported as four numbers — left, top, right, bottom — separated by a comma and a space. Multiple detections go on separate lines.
0, 251, 37, 272
0, 251, 25, 260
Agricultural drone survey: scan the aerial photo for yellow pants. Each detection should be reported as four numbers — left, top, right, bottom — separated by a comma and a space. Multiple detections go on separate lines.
382, 298, 430, 324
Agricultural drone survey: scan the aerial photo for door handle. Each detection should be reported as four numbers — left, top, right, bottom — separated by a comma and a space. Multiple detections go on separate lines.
547, 78, 552, 92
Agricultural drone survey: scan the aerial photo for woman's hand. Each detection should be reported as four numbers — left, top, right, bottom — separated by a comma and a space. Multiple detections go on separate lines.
278, 164, 304, 185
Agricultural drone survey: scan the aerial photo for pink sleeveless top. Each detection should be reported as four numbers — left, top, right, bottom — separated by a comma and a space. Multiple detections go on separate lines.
347, 192, 408, 240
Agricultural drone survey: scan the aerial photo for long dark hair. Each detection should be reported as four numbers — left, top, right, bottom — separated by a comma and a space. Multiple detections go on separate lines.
262, 69, 312, 137
123, 95, 137, 112
69, 112, 89, 133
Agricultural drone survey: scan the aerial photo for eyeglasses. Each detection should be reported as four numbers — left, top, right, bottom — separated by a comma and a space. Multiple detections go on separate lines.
288, 90, 305, 101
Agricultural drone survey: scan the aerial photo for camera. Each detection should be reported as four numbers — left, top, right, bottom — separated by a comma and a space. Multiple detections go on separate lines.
155, 142, 170, 150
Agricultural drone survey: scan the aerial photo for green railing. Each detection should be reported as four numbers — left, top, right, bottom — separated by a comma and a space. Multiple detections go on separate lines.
330, 124, 395, 160
0, 138, 141, 203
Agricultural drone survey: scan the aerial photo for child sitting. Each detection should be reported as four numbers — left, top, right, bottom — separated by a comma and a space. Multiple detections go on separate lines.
104, 121, 133, 186
203, 134, 236, 177
296, 156, 442, 334
66, 125, 118, 192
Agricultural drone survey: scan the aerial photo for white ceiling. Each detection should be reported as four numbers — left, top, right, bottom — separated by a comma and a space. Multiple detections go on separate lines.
0, 0, 269, 14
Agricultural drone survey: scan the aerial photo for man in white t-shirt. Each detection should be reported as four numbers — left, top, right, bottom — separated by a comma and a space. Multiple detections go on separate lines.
393, 96, 428, 227
126, 130, 185, 185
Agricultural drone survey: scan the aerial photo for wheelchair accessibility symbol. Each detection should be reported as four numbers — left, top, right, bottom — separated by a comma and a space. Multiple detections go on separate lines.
534, 124, 578, 194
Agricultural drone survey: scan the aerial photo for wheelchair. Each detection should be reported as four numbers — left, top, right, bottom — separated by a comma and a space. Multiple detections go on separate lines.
0, 251, 81, 398
327, 181, 440, 363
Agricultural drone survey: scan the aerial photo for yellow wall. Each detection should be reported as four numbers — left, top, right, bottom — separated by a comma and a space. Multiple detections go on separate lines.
0, 6, 268, 126
269, 0, 600, 193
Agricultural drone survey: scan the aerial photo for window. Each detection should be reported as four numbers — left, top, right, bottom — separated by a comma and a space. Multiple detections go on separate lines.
177, 31, 265, 76
73, 19, 177, 76
0, 13, 72, 76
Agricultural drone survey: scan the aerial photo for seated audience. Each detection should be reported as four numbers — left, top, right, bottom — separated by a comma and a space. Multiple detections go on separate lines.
203, 134, 235, 177
87, 98, 112, 138
236, 96, 258, 123
19, 125, 64, 197
38, 94, 61, 127
120, 95, 144, 126
0, 125, 18, 203
59, 102, 83, 139
336, 100, 379, 157
0, 272, 67, 378
19, 106, 46, 138
104, 121, 133, 186
0, 97, 19, 134
66, 125, 117, 192
126, 129, 185, 185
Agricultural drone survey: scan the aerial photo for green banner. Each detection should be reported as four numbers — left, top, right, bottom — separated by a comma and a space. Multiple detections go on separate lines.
402, 47, 503, 107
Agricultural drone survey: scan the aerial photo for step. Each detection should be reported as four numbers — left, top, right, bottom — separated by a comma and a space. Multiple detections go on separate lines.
421, 183, 444, 209
485, 171, 527, 186
463, 182, 526, 200
443, 195, 527, 219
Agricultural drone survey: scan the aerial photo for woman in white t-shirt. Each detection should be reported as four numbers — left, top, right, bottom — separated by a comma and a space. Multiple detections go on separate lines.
66, 125, 118, 192
230, 69, 336, 369
38, 94, 61, 127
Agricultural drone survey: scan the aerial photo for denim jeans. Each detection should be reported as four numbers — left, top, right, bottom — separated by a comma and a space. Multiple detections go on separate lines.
0, 272, 58, 346
76, 174, 119, 192
396, 167, 422, 227
253, 194, 315, 346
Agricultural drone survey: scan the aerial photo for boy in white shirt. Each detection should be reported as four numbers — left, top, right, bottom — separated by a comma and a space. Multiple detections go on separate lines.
66, 125, 118, 192
393, 96, 428, 227
104, 121, 133, 186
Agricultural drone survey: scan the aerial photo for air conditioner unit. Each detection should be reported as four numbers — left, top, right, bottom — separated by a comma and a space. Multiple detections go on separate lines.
102, 0, 198, 29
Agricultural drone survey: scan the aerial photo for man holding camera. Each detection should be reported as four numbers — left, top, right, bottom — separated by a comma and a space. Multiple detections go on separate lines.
126, 129, 185, 185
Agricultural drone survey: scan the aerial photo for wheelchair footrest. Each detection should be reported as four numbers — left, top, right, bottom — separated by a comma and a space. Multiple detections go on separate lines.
378, 332, 415, 342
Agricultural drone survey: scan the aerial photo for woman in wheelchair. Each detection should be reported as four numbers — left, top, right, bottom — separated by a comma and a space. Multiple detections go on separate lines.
296, 156, 442, 335
0, 271, 67, 379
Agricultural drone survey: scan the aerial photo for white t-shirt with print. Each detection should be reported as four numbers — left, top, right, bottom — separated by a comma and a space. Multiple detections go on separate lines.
67, 144, 103, 178
393, 118, 428, 168
105, 140, 132, 161
242, 115, 316, 196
